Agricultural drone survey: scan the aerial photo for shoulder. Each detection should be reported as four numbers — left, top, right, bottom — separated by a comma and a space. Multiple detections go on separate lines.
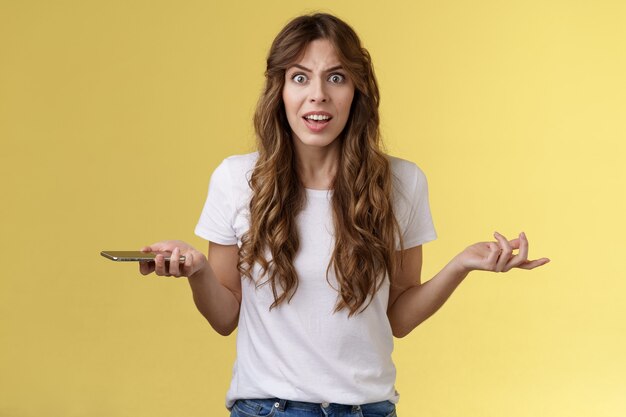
213, 151, 258, 184
386, 155, 428, 193
386, 155, 437, 246
219, 151, 258, 173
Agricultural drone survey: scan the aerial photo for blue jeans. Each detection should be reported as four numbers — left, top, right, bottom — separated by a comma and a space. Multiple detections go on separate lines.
230, 398, 397, 417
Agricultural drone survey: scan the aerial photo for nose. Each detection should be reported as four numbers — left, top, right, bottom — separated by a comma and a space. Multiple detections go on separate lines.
308, 77, 328, 103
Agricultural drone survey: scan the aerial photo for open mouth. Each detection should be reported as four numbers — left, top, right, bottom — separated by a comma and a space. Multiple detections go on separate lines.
302, 113, 332, 132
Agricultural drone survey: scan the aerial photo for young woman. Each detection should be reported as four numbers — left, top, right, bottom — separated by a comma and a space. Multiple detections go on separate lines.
140, 13, 549, 417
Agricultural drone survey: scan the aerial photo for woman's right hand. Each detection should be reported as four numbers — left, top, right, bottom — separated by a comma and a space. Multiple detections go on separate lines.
139, 240, 207, 279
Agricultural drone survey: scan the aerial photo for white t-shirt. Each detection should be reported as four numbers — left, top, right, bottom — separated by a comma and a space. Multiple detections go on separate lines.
195, 152, 436, 409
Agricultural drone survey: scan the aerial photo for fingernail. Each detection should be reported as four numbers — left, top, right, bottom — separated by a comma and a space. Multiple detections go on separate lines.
521, 232, 526, 238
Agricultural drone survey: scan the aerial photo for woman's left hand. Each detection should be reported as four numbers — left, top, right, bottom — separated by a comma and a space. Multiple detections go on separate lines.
452, 231, 550, 274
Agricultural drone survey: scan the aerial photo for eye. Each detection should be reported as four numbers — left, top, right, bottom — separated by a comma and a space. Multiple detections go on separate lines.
292, 73, 308, 84
328, 73, 345, 84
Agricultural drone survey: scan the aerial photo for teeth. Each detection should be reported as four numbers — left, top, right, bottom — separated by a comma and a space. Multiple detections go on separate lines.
305, 114, 330, 121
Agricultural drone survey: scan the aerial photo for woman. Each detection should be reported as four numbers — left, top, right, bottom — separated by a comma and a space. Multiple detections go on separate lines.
140, 13, 549, 417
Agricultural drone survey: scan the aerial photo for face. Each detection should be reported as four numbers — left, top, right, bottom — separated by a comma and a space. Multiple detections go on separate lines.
282, 39, 355, 151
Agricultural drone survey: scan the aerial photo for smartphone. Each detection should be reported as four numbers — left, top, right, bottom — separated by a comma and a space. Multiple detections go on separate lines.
100, 251, 185, 263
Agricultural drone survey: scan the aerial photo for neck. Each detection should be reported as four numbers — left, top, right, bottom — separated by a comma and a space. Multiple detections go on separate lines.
293, 139, 340, 190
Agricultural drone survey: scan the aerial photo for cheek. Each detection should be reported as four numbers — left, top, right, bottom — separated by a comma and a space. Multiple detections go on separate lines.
281, 90, 291, 113
338, 91, 355, 118
282, 89, 301, 119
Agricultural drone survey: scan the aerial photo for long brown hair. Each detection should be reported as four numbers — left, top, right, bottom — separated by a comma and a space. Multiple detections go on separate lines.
238, 13, 402, 316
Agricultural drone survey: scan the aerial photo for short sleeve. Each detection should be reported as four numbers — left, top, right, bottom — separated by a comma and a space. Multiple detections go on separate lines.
393, 160, 437, 250
194, 158, 238, 245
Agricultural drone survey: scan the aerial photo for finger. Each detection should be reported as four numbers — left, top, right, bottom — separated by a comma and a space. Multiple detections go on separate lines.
169, 247, 181, 277
139, 260, 155, 275
518, 258, 551, 270
154, 254, 167, 276
182, 251, 193, 276
504, 232, 529, 271
493, 232, 513, 272
140, 246, 152, 253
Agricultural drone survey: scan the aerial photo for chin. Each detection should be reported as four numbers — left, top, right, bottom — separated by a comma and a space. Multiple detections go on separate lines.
293, 131, 342, 149
298, 136, 338, 148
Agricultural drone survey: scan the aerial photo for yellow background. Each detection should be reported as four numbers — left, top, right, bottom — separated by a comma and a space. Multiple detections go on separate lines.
1, 1, 624, 416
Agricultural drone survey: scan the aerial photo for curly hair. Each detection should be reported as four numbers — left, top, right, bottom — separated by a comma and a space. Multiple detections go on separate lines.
238, 13, 403, 316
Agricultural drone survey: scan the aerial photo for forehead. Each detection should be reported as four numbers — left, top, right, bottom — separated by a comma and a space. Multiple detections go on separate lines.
292, 39, 341, 68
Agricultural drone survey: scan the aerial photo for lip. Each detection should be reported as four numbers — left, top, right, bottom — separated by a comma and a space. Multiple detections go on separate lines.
302, 111, 333, 118
302, 111, 333, 133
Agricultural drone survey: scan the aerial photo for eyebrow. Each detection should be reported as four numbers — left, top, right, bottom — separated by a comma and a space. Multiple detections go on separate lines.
290, 64, 345, 73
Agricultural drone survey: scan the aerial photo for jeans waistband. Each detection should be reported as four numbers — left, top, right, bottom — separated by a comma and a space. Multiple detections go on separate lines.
233, 397, 396, 416
273, 398, 361, 412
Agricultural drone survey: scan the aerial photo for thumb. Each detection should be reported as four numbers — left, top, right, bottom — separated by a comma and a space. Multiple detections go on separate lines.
144, 241, 171, 252
485, 242, 500, 270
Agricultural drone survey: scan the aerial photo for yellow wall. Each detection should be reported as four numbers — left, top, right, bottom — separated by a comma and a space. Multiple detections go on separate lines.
1, 1, 624, 416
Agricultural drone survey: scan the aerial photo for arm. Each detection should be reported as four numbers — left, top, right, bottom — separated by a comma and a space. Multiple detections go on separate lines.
387, 232, 550, 338
387, 245, 468, 338
140, 240, 242, 336
187, 242, 241, 336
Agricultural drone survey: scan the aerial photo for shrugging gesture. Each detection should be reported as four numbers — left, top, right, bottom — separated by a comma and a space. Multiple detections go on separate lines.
388, 231, 549, 337
453, 231, 550, 273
